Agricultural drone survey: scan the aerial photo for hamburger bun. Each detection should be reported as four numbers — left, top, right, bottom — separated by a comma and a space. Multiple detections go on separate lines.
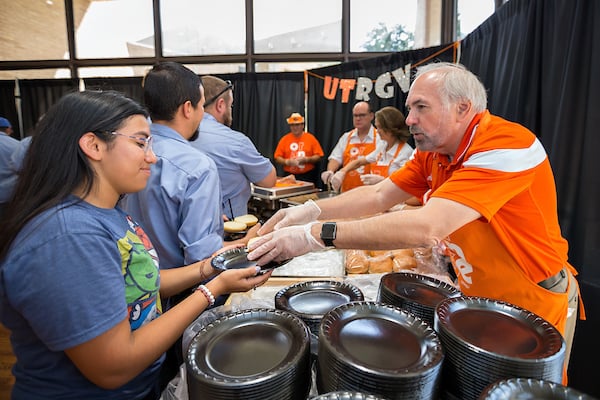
234, 214, 259, 227
392, 255, 418, 271
224, 220, 247, 233
247, 236, 262, 248
368, 255, 394, 274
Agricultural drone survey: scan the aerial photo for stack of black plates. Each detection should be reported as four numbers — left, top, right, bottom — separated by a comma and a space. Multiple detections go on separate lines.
275, 280, 364, 335
378, 272, 460, 328
435, 296, 566, 400
479, 378, 597, 399
317, 301, 444, 400
186, 308, 311, 400
312, 392, 389, 400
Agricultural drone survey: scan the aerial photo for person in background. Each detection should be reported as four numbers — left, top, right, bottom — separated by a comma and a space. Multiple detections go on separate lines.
321, 101, 384, 192
274, 112, 324, 185
0, 90, 271, 400
0, 116, 14, 137
192, 75, 277, 220
0, 117, 19, 215
329, 106, 413, 192
248, 62, 582, 382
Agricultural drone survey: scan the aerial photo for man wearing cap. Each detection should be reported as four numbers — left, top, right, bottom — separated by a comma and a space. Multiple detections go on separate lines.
0, 117, 20, 215
274, 112, 324, 185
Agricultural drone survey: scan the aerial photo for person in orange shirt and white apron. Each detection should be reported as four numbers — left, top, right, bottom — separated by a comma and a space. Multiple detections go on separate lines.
330, 106, 414, 191
321, 101, 384, 192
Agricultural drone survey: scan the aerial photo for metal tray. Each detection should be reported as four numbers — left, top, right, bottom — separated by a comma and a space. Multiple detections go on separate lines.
252, 180, 316, 199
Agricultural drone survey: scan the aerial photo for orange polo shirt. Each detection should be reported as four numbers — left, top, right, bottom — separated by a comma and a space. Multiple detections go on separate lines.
390, 111, 579, 335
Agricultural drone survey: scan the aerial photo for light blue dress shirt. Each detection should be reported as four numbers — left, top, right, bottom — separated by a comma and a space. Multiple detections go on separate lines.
0, 134, 21, 204
121, 124, 224, 270
192, 114, 274, 219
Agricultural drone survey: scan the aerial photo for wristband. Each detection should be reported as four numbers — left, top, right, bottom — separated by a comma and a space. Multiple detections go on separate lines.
196, 284, 215, 307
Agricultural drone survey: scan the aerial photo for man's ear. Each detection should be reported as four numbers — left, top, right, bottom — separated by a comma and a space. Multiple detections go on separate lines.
79, 132, 103, 161
456, 101, 472, 120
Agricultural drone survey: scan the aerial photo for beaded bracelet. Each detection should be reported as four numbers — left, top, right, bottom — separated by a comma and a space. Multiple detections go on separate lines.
196, 284, 215, 307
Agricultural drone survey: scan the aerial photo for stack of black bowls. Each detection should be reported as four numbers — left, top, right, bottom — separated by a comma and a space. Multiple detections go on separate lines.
275, 280, 364, 335
317, 301, 444, 400
377, 272, 460, 328
479, 377, 597, 399
186, 308, 311, 400
435, 296, 566, 400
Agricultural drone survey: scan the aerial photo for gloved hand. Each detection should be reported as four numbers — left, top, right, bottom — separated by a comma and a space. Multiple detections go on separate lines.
330, 170, 346, 192
321, 170, 334, 185
257, 199, 321, 235
248, 222, 325, 265
360, 173, 385, 185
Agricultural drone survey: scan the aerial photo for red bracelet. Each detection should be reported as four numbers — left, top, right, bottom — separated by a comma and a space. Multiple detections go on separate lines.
196, 284, 215, 307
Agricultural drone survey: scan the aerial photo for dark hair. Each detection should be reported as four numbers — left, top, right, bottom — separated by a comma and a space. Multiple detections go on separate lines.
375, 106, 410, 142
0, 90, 148, 260
143, 62, 202, 121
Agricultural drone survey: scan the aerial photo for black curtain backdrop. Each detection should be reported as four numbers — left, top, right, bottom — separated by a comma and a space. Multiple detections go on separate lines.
18, 79, 79, 136
215, 71, 305, 176
84, 77, 144, 105
0, 80, 18, 139
459, 1, 599, 394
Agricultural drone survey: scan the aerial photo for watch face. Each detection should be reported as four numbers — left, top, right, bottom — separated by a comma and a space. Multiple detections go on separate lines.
321, 222, 337, 243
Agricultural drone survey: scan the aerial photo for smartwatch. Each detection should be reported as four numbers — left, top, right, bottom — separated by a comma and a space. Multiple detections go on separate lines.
320, 222, 337, 247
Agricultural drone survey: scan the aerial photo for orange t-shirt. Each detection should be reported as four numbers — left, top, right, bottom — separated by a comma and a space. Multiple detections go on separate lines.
390, 111, 578, 336
274, 132, 324, 174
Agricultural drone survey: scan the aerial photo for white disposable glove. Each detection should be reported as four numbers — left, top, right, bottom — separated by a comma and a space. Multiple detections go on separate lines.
257, 199, 321, 235
321, 170, 334, 185
330, 170, 346, 192
360, 173, 384, 185
248, 222, 325, 265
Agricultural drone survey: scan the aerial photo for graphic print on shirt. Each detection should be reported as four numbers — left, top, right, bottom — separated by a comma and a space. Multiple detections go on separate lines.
442, 239, 474, 288
289, 142, 306, 168
118, 216, 162, 330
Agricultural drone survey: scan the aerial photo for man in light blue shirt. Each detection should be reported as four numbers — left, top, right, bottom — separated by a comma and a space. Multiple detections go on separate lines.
0, 118, 20, 211
192, 76, 277, 219
121, 63, 223, 271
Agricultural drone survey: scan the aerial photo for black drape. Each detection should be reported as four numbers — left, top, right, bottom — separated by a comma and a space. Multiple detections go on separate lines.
214, 71, 305, 176
450, 0, 600, 394
84, 77, 144, 105
0, 80, 19, 139
306, 45, 455, 183
18, 79, 79, 136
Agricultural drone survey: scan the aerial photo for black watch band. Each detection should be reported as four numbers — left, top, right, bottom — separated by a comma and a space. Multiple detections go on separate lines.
320, 222, 337, 247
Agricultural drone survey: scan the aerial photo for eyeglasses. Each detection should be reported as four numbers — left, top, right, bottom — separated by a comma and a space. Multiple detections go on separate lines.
204, 80, 233, 107
353, 113, 370, 119
111, 131, 154, 154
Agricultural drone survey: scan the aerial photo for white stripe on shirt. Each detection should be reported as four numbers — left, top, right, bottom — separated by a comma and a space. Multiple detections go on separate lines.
463, 137, 547, 173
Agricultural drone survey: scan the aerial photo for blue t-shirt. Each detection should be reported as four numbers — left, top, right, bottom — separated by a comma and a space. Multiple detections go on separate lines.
193, 114, 274, 218
0, 198, 163, 399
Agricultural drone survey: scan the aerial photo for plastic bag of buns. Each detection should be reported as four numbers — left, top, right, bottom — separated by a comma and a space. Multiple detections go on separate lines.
345, 249, 369, 274
368, 254, 394, 273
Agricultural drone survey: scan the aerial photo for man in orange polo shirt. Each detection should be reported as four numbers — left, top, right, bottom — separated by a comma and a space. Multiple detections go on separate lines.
274, 112, 324, 185
249, 62, 583, 382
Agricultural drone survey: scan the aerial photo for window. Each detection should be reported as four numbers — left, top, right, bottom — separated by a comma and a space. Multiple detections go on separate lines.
253, 0, 342, 53
457, 0, 496, 39
160, 0, 246, 56
1, 1, 69, 61
350, 0, 419, 52
73, 0, 155, 59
